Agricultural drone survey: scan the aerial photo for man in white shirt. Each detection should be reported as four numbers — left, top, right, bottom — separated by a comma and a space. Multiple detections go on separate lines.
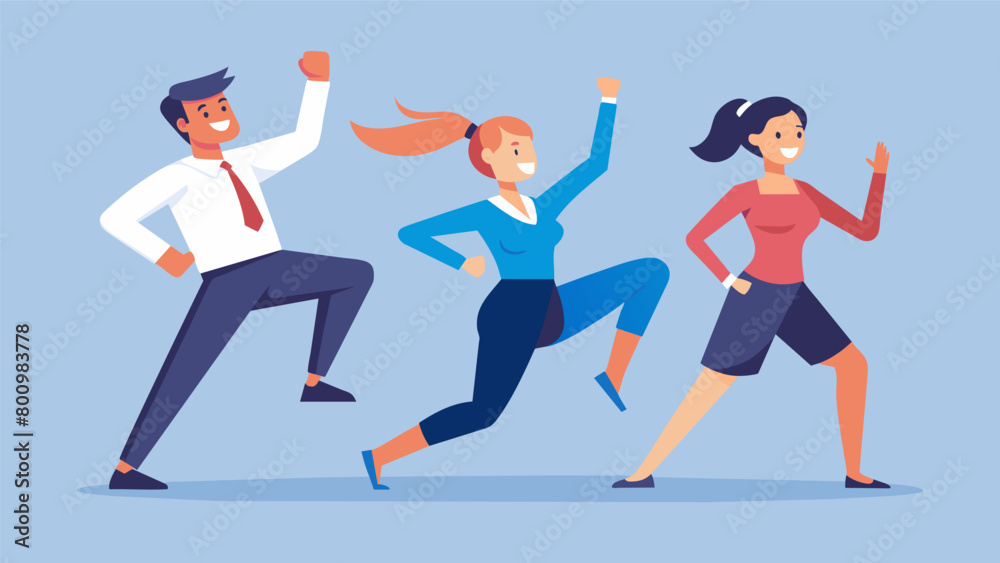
101, 52, 374, 490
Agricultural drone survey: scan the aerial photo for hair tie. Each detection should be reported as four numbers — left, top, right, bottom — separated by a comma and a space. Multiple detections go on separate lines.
464, 123, 478, 139
736, 101, 752, 117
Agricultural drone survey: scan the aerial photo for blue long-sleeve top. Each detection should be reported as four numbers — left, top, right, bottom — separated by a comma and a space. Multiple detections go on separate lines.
398, 101, 617, 280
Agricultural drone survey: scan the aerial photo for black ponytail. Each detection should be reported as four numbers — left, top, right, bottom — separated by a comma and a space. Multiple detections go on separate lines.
690, 97, 808, 162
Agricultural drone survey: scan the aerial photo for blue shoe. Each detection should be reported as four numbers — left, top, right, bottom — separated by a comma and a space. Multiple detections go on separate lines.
109, 469, 168, 490
612, 475, 654, 488
845, 476, 890, 489
362, 450, 389, 490
595, 372, 626, 412
301, 381, 356, 402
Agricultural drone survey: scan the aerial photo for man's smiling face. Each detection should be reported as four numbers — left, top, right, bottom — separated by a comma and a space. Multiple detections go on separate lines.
178, 92, 240, 145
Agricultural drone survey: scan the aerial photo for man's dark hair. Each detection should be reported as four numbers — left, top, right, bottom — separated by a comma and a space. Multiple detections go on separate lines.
160, 68, 235, 144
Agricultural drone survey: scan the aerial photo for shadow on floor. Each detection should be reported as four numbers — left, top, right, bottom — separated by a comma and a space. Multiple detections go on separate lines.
81, 476, 921, 502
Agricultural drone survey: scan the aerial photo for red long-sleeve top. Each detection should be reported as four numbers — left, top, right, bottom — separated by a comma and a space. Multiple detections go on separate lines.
686, 173, 886, 284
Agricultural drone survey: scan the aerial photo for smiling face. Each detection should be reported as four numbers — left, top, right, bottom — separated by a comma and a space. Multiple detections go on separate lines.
177, 92, 240, 145
747, 111, 804, 165
481, 128, 537, 183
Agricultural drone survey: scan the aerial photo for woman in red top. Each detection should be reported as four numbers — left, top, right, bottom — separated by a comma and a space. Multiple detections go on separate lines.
614, 97, 891, 489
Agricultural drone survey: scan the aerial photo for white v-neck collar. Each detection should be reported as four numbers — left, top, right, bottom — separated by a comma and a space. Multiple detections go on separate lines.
488, 194, 537, 225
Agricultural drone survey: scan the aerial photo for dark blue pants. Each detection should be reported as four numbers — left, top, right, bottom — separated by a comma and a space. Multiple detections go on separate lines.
419, 258, 668, 445
120, 251, 374, 467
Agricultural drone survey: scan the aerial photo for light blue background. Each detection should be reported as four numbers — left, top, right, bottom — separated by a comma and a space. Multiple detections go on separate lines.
2, 1, 997, 561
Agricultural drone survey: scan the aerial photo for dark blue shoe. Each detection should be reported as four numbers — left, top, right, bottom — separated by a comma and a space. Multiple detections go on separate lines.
845, 476, 890, 489
595, 372, 626, 412
612, 475, 654, 488
362, 450, 389, 490
109, 469, 167, 490
301, 381, 356, 402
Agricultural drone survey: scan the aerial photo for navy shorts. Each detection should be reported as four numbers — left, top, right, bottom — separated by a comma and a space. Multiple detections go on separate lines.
701, 272, 852, 376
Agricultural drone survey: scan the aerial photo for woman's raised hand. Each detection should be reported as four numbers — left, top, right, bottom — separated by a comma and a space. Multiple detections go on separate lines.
462, 256, 486, 278
597, 77, 620, 98
866, 142, 890, 174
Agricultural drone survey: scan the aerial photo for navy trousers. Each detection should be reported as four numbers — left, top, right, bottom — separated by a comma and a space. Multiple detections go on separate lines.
419, 258, 669, 445
120, 250, 374, 467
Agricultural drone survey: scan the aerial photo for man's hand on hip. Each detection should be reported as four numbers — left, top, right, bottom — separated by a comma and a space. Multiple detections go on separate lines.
156, 247, 195, 278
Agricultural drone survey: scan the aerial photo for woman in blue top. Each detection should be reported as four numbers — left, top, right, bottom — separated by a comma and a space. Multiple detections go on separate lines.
351, 78, 668, 489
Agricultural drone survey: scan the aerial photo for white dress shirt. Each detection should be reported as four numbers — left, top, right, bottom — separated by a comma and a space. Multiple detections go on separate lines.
100, 80, 330, 273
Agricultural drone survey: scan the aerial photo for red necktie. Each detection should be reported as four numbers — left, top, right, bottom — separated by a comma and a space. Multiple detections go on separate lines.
219, 160, 264, 231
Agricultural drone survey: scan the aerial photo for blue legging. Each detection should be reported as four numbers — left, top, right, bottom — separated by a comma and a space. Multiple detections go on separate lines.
419, 258, 669, 445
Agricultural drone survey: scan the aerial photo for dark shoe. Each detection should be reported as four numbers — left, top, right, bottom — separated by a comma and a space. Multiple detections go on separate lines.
845, 476, 890, 489
362, 450, 389, 490
109, 469, 168, 490
595, 372, 626, 412
301, 381, 356, 402
612, 475, 654, 488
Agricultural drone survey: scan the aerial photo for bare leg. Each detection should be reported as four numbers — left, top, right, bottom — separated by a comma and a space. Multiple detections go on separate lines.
626, 367, 736, 481
821, 343, 873, 483
371, 425, 429, 483
605, 329, 641, 391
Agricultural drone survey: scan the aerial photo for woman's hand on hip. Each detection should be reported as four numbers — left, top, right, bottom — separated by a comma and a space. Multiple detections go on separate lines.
462, 256, 486, 278
732, 279, 752, 295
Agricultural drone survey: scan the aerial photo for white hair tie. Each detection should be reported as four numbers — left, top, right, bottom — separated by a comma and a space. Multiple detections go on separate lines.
736, 101, 752, 117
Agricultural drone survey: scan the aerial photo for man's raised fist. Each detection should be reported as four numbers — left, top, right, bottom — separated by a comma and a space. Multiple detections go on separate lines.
298, 51, 329, 82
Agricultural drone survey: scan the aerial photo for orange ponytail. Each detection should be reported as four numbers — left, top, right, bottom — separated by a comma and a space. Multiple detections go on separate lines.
351, 100, 532, 179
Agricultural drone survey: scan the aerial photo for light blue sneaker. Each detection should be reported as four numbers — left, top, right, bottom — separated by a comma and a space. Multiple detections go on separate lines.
594, 372, 626, 412
362, 450, 389, 490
